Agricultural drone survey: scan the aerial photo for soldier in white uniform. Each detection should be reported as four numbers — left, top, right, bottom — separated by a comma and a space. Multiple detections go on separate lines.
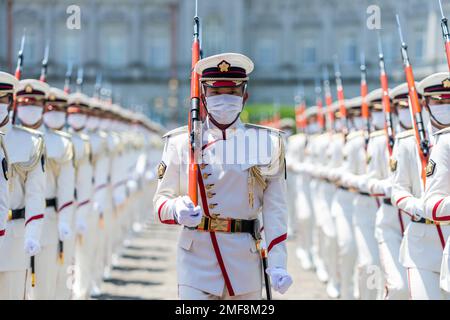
16, 81, 75, 300
66, 93, 94, 300
153, 53, 292, 300
337, 96, 382, 299
391, 72, 450, 299
0, 72, 16, 251
41, 87, 77, 300
0, 78, 46, 299
422, 76, 450, 293
328, 99, 358, 300
286, 115, 314, 270
415, 72, 450, 299
83, 97, 109, 296
363, 84, 411, 300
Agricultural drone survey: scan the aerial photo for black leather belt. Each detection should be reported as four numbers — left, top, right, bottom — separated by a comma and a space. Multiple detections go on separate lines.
46, 198, 57, 210
8, 208, 25, 220
383, 198, 392, 206
359, 191, 370, 196
338, 185, 349, 191
412, 217, 438, 225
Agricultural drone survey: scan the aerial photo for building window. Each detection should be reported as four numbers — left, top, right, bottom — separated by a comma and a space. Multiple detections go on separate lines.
255, 38, 278, 69
203, 15, 225, 55
302, 39, 317, 65
57, 29, 82, 65
145, 26, 170, 69
101, 23, 128, 68
343, 38, 357, 64
415, 34, 424, 61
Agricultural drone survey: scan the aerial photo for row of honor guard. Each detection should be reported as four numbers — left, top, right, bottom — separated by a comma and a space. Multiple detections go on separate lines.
286, 70, 450, 300
0, 71, 163, 299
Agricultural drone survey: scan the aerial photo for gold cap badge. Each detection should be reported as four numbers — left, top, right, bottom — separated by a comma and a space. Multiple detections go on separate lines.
218, 60, 231, 72
442, 78, 450, 89
25, 85, 33, 93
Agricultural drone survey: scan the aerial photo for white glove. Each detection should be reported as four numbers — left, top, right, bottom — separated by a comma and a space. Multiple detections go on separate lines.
265, 267, 293, 294
174, 196, 202, 227
58, 222, 71, 241
410, 198, 424, 220
113, 193, 126, 207
24, 238, 41, 256
382, 181, 392, 198
76, 217, 87, 235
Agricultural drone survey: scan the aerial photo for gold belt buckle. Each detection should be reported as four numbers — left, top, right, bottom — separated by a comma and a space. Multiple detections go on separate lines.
209, 217, 230, 232
425, 219, 435, 225
7, 209, 12, 221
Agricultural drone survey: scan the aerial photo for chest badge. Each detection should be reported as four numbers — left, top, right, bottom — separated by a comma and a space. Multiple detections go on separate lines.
389, 158, 397, 172
158, 161, 167, 179
426, 159, 436, 177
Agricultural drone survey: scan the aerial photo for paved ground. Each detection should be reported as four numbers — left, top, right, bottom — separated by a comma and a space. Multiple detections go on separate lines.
95, 221, 329, 300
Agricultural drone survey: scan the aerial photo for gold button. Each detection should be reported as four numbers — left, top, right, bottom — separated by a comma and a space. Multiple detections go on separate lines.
200, 163, 208, 169
207, 191, 215, 198
206, 184, 215, 190
208, 203, 217, 209
202, 173, 210, 179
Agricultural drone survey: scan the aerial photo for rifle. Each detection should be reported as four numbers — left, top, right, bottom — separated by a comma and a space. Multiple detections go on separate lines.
315, 78, 325, 133
12, 31, 26, 125
360, 52, 370, 147
439, 0, 450, 71
39, 41, 49, 83
396, 14, 429, 186
295, 86, 307, 132
76, 67, 84, 93
189, 0, 201, 206
333, 56, 348, 134
63, 61, 73, 94
322, 66, 335, 132
376, 32, 395, 156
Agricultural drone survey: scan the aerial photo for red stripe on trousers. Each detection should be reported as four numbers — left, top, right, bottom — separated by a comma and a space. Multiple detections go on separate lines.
157, 199, 177, 225
198, 165, 235, 296
58, 201, 73, 213
268, 233, 287, 252
398, 210, 405, 234
432, 198, 449, 221
77, 199, 90, 208
436, 224, 446, 249
25, 214, 44, 226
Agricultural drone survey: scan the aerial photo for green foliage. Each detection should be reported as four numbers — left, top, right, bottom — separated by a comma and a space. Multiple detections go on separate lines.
241, 103, 295, 123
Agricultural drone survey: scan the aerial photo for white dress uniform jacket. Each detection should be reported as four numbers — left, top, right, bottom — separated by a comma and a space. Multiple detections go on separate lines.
0, 124, 46, 271
154, 118, 288, 297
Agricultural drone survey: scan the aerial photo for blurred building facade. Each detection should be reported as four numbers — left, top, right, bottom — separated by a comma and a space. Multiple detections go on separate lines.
0, 0, 447, 126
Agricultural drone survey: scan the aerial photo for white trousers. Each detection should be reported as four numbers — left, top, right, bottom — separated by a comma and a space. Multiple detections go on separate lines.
179, 285, 262, 300
353, 196, 382, 300
28, 242, 58, 300
55, 236, 77, 300
0, 270, 27, 299
332, 189, 357, 299
378, 237, 409, 300
407, 267, 450, 300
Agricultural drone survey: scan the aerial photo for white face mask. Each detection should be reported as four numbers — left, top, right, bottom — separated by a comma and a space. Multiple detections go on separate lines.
334, 119, 343, 131
398, 108, 412, 128
86, 116, 100, 130
0, 104, 9, 125
17, 106, 43, 126
205, 94, 243, 125
99, 118, 111, 130
67, 113, 87, 130
43, 111, 66, 129
353, 116, 364, 130
307, 123, 319, 134
429, 104, 450, 125
371, 112, 385, 129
